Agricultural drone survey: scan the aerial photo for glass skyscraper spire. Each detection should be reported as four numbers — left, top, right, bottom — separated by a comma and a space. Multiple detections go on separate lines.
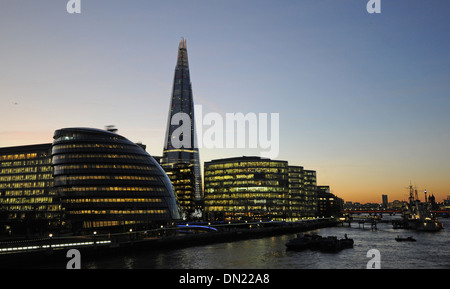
161, 39, 203, 216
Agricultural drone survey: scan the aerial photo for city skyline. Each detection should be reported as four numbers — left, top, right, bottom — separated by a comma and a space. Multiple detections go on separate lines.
1, 1, 449, 203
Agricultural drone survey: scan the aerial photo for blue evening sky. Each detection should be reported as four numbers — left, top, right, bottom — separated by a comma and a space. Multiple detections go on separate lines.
0, 0, 449, 202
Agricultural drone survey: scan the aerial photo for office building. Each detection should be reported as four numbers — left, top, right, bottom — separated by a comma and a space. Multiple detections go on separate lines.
204, 156, 289, 221
303, 169, 318, 216
382, 194, 388, 209
163, 163, 197, 219
0, 143, 60, 237
317, 185, 343, 217
288, 166, 305, 219
52, 127, 180, 234
161, 38, 203, 218
204, 156, 324, 221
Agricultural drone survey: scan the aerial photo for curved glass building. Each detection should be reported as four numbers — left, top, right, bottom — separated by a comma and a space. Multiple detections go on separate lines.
51, 128, 179, 233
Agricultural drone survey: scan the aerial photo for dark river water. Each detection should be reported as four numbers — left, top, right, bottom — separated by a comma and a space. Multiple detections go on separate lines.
81, 216, 449, 269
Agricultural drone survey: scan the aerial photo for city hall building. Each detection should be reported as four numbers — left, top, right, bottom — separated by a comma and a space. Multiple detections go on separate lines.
0, 128, 181, 237
52, 127, 180, 234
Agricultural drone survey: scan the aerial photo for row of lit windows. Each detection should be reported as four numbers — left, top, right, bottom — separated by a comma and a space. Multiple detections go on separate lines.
59, 186, 165, 193
205, 186, 287, 193
205, 206, 286, 212
206, 180, 282, 187
57, 175, 158, 181
0, 153, 38, 161
304, 181, 317, 186
54, 134, 121, 143
0, 197, 54, 204
205, 174, 286, 182
319, 198, 334, 201
205, 190, 311, 199
0, 159, 51, 167
205, 168, 286, 176
53, 154, 148, 161
8, 212, 60, 220
83, 220, 120, 228
0, 166, 52, 175
0, 181, 53, 189
288, 173, 302, 178
53, 143, 133, 150
1, 189, 55, 197
69, 209, 167, 215
304, 171, 316, 176
172, 179, 192, 184
289, 183, 302, 188
205, 174, 249, 181
289, 201, 313, 206
206, 161, 287, 170
163, 149, 197, 154
54, 164, 156, 172
6, 205, 60, 211
178, 199, 194, 204
63, 198, 163, 204
173, 186, 194, 192
205, 191, 286, 198
0, 173, 52, 182
204, 199, 287, 205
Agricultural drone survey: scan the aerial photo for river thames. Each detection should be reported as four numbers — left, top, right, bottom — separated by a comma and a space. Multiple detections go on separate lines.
78, 216, 449, 269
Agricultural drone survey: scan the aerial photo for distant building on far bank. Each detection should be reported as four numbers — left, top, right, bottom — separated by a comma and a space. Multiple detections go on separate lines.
382, 194, 388, 209
317, 186, 343, 217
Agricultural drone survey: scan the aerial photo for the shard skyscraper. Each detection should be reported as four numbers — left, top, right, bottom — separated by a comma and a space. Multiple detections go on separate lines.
161, 38, 203, 219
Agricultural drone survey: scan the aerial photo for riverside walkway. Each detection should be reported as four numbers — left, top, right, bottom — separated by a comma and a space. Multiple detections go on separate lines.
0, 218, 337, 261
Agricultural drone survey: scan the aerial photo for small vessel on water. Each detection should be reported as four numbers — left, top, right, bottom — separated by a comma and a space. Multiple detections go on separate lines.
395, 236, 416, 242
286, 233, 353, 252
392, 185, 443, 232
285, 234, 322, 251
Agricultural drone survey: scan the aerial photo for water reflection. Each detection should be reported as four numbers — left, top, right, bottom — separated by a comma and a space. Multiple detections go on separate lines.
83, 218, 449, 269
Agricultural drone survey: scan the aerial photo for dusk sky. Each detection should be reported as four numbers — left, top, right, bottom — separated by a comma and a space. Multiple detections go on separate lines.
1, 0, 449, 203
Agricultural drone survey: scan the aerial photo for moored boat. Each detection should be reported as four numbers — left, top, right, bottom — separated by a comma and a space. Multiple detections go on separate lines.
394, 185, 443, 232
395, 236, 416, 242
286, 234, 353, 252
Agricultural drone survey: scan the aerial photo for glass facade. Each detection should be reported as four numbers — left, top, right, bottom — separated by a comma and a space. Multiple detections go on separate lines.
204, 157, 289, 221
0, 144, 60, 237
288, 166, 304, 219
164, 163, 196, 219
52, 127, 180, 234
303, 170, 318, 216
161, 39, 203, 209
204, 157, 320, 221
